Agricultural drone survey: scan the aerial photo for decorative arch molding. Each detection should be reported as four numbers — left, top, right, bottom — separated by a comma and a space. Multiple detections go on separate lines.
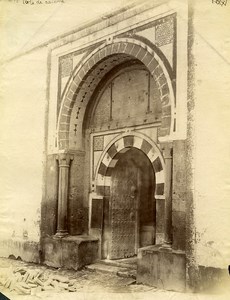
57, 37, 175, 150
94, 132, 165, 199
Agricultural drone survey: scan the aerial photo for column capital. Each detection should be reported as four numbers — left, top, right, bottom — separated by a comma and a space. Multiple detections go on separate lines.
161, 143, 173, 160
56, 152, 74, 167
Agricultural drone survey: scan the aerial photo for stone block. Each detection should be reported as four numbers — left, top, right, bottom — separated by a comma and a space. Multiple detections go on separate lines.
137, 246, 159, 286
142, 52, 154, 66
148, 58, 158, 74
137, 245, 186, 292
43, 235, 99, 270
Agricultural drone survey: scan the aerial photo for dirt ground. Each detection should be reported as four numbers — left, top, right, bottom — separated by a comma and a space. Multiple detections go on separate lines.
0, 257, 229, 300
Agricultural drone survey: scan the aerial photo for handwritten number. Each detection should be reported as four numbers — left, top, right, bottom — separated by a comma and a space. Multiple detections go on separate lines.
212, 0, 228, 5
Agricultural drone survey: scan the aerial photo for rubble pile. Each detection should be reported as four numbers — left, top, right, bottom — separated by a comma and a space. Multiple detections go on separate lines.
0, 267, 78, 295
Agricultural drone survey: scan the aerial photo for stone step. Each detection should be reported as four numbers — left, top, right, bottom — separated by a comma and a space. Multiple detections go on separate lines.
117, 269, 136, 279
86, 263, 136, 279
86, 263, 127, 274
99, 259, 137, 270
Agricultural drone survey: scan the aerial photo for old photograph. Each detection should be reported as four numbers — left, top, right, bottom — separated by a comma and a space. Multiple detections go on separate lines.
0, 0, 230, 299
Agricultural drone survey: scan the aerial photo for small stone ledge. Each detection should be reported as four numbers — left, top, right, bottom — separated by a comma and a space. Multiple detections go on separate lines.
61, 235, 98, 243
0, 238, 40, 264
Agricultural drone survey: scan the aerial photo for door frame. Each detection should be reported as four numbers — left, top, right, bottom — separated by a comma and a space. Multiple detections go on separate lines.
89, 132, 166, 259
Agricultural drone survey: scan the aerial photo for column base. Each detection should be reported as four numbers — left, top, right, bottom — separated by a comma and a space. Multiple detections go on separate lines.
159, 241, 172, 251
54, 231, 69, 238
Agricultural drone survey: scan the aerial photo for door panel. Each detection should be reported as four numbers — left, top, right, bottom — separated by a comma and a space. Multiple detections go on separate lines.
110, 160, 138, 259
107, 147, 156, 260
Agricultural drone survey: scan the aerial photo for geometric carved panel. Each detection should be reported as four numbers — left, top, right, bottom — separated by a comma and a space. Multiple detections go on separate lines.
93, 136, 104, 151
155, 19, 174, 47
60, 56, 73, 78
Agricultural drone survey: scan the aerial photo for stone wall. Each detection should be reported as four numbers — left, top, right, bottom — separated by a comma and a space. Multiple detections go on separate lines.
0, 47, 48, 262
186, 0, 230, 291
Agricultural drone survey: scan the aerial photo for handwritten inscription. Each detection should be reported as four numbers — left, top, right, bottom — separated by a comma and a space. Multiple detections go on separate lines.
212, 0, 228, 6
0, 0, 65, 4
23, 0, 64, 3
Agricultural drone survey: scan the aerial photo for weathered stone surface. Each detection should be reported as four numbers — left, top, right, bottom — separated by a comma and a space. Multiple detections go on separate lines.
137, 245, 186, 292
41, 154, 59, 238
43, 235, 99, 270
0, 239, 40, 264
86, 261, 137, 280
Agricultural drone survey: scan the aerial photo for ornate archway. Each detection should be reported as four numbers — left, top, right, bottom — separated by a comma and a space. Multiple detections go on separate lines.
55, 38, 173, 245
90, 132, 168, 251
57, 38, 175, 150
95, 133, 165, 199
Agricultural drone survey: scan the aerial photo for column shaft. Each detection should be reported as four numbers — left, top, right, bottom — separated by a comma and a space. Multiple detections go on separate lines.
56, 153, 73, 237
163, 144, 173, 245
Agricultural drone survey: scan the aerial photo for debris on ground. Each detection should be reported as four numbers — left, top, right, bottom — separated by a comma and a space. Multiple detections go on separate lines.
0, 257, 155, 297
0, 265, 78, 295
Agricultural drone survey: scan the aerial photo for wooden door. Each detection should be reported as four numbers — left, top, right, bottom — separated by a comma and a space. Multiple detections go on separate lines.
106, 147, 156, 259
109, 155, 139, 259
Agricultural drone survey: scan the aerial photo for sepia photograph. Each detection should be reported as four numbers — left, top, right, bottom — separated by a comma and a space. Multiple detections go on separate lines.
0, 0, 230, 299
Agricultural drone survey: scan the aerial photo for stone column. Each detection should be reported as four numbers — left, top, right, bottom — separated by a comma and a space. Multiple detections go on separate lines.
162, 144, 173, 246
55, 153, 73, 237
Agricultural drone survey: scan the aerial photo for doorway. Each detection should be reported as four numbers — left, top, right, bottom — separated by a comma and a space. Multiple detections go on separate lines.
103, 147, 156, 260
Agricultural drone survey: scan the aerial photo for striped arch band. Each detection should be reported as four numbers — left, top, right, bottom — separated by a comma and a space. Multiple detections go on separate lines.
95, 135, 165, 198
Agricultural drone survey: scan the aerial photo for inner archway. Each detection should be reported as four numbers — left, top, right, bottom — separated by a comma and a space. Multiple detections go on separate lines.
102, 147, 156, 260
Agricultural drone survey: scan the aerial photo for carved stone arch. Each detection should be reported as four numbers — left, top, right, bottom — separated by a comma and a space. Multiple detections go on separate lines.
95, 132, 165, 199
57, 38, 175, 150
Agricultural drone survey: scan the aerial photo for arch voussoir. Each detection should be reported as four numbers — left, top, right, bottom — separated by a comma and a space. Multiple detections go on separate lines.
95, 135, 165, 198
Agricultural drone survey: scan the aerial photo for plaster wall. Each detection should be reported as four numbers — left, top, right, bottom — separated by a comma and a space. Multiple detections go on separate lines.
0, 47, 48, 260
192, 1, 230, 269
